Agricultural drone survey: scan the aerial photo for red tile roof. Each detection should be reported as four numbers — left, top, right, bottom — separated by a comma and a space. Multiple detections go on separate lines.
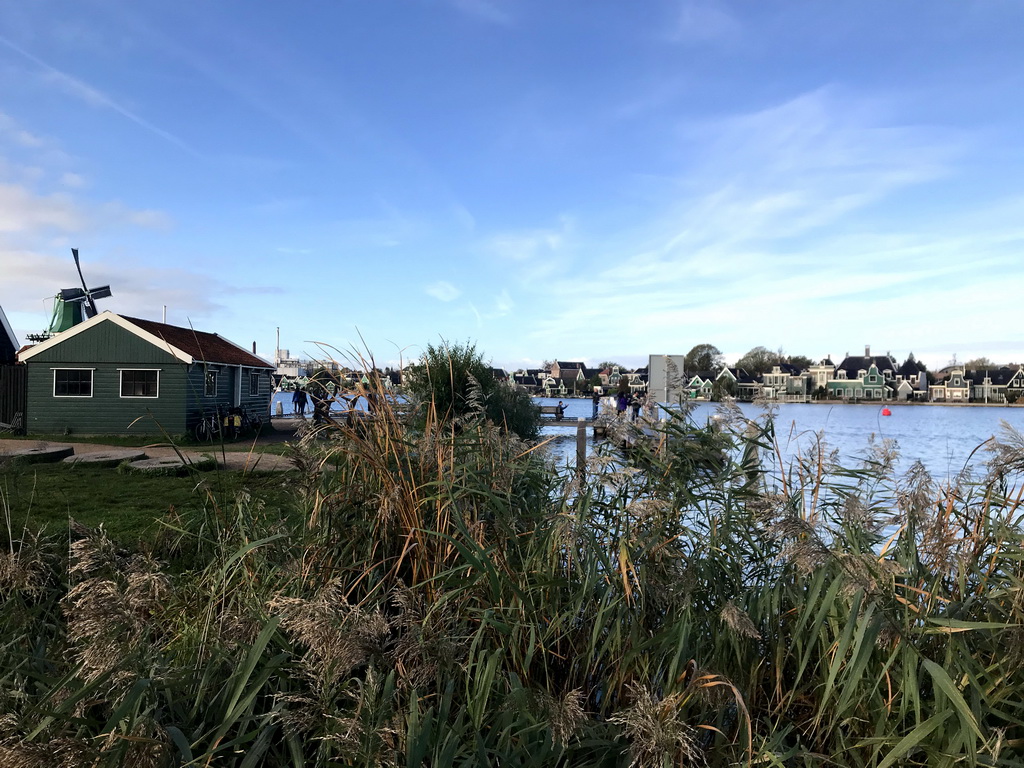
122, 316, 273, 368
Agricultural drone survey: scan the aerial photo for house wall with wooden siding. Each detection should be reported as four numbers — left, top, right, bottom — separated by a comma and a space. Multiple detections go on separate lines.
24, 322, 188, 435
0, 365, 27, 428
184, 364, 272, 428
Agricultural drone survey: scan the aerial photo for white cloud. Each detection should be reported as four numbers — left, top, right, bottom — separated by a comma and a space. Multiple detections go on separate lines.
59, 172, 86, 188
0, 243, 231, 338
493, 289, 513, 316
452, 202, 476, 232
0, 183, 85, 233
668, 0, 741, 44
425, 280, 461, 302
0, 181, 172, 235
483, 216, 576, 283
511, 87, 1017, 362
447, 0, 513, 25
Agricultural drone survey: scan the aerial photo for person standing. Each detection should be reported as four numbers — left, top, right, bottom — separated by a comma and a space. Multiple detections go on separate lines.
616, 390, 629, 417
592, 391, 601, 419
292, 386, 308, 418
630, 393, 642, 421
555, 400, 566, 422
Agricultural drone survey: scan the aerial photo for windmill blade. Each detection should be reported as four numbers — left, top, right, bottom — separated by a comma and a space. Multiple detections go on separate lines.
89, 286, 112, 301
59, 288, 87, 301
71, 248, 99, 317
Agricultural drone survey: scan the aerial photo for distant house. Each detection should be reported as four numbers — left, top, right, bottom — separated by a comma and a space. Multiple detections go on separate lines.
685, 372, 716, 400
1003, 366, 1024, 403
893, 356, 928, 401
17, 311, 274, 435
826, 348, 897, 401
550, 361, 585, 379
967, 367, 1016, 404
628, 366, 649, 392
718, 367, 760, 401
808, 357, 835, 394
511, 372, 541, 393
761, 363, 811, 401
930, 368, 971, 402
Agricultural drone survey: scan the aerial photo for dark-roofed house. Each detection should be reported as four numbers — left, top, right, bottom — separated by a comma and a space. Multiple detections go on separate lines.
718, 367, 761, 401
761, 363, 812, 402
930, 367, 971, 402
685, 372, 716, 400
17, 311, 274, 435
550, 361, 585, 379
1, 304, 27, 431
511, 372, 541, 393
1, 304, 18, 365
827, 348, 897, 401
893, 355, 928, 401
967, 367, 1016, 404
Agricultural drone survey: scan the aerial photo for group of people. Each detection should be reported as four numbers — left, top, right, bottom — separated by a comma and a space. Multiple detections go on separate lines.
290, 386, 332, 425
585, 390, 647, 421
617, 390, 646, 421
291, 383, 381, 427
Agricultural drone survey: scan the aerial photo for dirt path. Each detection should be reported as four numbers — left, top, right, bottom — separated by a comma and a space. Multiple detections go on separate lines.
0, 417, 309, 472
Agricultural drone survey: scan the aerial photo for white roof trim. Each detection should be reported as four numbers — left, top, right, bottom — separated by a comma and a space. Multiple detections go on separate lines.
0, 304, 18, 351
17, 311, 194, 365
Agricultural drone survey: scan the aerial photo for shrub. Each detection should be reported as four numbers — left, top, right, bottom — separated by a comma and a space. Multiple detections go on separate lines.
405, 340, 540, 441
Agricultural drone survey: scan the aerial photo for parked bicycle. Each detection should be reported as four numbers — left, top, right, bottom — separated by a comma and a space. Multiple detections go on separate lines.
234, 406, 264, 437
193, 406, 225, 442
194, 405, 264, 442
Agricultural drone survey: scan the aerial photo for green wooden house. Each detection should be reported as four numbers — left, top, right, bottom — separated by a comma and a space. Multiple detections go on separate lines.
17, 312, 274, 435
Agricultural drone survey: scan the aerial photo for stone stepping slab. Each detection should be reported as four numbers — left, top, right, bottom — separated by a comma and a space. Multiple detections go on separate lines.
63, 450, 148, 467
126, 455, 217, 475
4, 445, 75, 464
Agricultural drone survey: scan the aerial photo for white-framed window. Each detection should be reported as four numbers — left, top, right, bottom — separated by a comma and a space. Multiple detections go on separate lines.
205, 370, 218, 397
249, 371, 261, 397
53, 368, 94, 397
120, 369, 159, 398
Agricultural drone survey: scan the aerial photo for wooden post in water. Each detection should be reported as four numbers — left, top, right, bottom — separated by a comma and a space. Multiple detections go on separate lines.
576, 417, 586, 479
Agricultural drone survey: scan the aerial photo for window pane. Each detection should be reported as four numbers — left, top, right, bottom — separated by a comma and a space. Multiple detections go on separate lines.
121, 370, 158, 397
205, 371, 217, 396
249, 372, 260, 397
55, 369, 92, 397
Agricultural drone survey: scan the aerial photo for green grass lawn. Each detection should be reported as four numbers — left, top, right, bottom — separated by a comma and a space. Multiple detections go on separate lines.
0, 460, 295, 544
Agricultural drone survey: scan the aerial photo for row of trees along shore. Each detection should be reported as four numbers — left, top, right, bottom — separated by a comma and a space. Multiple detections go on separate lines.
1, 340, 1022, 766
685, 343, 1012, 379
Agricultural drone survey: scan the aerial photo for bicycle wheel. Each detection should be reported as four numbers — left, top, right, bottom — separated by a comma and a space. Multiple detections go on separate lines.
194, 417, 211, 442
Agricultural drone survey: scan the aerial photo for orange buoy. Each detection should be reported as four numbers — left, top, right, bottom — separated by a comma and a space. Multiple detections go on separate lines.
881, 407, 892, 416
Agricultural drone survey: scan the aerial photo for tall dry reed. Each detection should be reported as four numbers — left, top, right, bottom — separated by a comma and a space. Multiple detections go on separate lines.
1, 371, 1022, 766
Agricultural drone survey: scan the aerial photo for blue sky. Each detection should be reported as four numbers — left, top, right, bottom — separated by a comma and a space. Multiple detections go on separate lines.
2, 1, 1023, 371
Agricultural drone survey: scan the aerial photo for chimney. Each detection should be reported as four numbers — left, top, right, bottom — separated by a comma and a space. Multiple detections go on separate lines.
865, 344, 871, 358
252, 341, 257, 354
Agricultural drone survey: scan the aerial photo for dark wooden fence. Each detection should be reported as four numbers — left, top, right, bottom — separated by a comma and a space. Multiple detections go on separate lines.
0, 365, 27, 432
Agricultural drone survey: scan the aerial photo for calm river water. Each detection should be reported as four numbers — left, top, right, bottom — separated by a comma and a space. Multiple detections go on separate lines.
271, 392, 1024, 479
536, 396, 1024, 479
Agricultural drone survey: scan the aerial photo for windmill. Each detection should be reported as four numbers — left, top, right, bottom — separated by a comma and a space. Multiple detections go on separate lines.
26, 249, 114, 342
60, 249, 113, 320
